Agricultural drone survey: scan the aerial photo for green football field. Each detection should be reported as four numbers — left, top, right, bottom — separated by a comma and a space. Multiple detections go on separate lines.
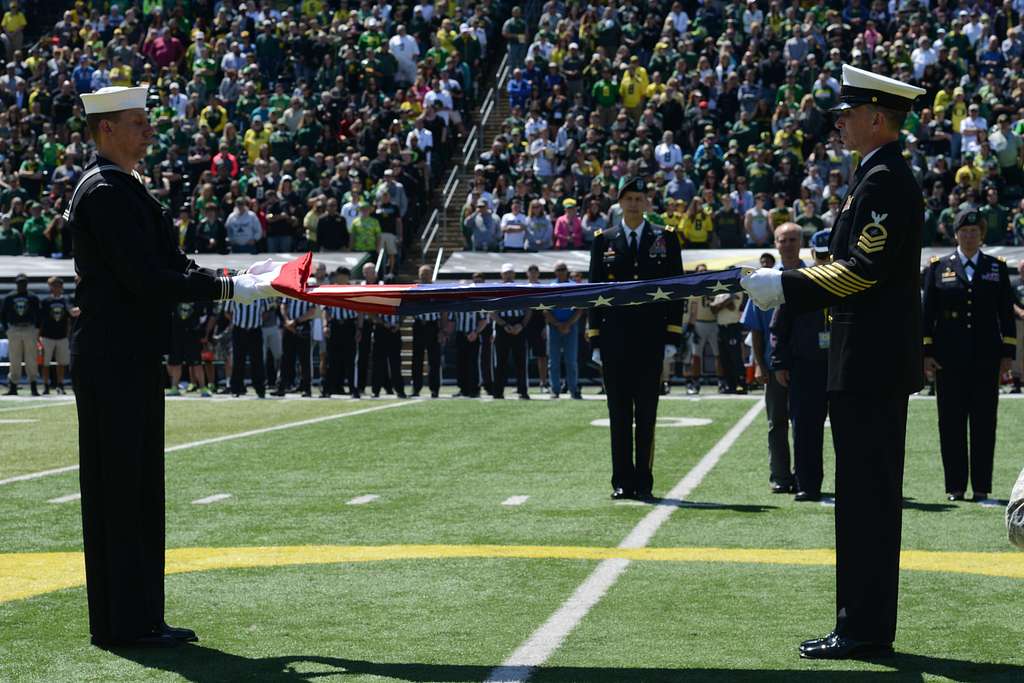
1, 391, 1023, 682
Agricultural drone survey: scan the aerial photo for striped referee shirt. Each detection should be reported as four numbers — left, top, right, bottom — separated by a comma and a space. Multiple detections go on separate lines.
493, 307, 526, 325
378, 313, 401, 327
455, 311, 483, 333
325, 305, 360, 321
230, 300, 267, 329
414, 311, 442, 323
285, 299, 314, 321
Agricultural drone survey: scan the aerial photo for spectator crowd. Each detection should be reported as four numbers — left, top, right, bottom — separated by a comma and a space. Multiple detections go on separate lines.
455, 0, 1024, 253
0, 0, 515, 280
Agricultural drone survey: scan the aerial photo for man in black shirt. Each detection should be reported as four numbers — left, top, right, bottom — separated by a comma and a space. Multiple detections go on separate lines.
714, 194, 745, 248
375, 191, 402, 279
316, 198, 349, 251
39, 276, 72, 394
2, 273, 40, 395
196, 204, 226, 253
167, 301, 210, 397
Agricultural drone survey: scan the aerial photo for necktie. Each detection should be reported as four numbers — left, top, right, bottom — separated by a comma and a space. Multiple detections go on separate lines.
964, 260, 974, 280
629, 231, 638, 260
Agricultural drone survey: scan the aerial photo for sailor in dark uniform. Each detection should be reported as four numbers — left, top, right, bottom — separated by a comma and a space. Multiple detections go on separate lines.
922, 209, 1016, 502
411, 264, 442, 398
742, 65, 926, 659
323, 267, 359, 397
587, 175, 685, 500
68, 86, 273, 648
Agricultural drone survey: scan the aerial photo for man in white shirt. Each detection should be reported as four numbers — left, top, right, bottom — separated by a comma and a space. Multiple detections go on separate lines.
910, 35, 937, 80
959, 104, 988, 155
168, 82, 188, 119
655, 131, 684, 171
388, 25, 420, 87
500, 198, 528, 250
529, 130, 556, 183
407, 117, 433, 165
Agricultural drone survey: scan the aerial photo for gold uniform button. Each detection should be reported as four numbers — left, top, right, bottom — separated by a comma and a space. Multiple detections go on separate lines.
967, 311, 972, 317
967, 323, 972, 329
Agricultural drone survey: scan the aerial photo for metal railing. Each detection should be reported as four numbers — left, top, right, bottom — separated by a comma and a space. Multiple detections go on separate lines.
420, 208, 440, 258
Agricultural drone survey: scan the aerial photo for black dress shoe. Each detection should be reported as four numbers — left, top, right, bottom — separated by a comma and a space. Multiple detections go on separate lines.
799, 632, 893, 660
611, 488, 631, 500
633, 490, 655, 502
947, 492, 965, 501
971, 492, 990, 503
270, 389, 286, 397
794, 491, 821, 502
161, 623, 198, 642
771, 482, 794, 494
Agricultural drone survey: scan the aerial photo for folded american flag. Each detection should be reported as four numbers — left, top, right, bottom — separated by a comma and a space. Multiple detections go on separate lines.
270, 253, 749, 314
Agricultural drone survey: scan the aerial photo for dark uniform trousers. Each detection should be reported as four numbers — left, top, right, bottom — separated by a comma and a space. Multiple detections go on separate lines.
372, 324, 404, 395
279, 326, 311, 393
480, 329, 495, 395
603, 347, 662, 494
718, 322, 744, 391
357, 320, 374, 395
780, 141, 925, 644
788, 360, 827, 494
765, 373, 792, 487
326, 319, 357, 395
456, 332, 481, 396
230, 327, 265, 395
412, 320, 441, 394
493, 327, 527, 397
935, 362, 999, 494
74, 355, 167, 641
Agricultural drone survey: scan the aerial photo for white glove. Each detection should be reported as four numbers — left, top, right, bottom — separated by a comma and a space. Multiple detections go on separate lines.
740, 268, 785, 311
243, 258, 278, 275
591, 349, 602, 365
231, 273, 276, 304
664, 344, 678, 360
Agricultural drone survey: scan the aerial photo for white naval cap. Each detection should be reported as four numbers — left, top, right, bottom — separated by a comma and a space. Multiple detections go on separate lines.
80, 85, 149, 115
831, 64, 926, 113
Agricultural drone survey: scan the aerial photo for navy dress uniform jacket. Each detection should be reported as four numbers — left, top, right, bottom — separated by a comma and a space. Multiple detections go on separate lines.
780, 140, 924, 395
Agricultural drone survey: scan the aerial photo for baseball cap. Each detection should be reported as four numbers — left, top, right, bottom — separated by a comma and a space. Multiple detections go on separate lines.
563, 198, 577, 207
501, 262, 515, 273
810, 229, 831, 253
15, 272, 28, 283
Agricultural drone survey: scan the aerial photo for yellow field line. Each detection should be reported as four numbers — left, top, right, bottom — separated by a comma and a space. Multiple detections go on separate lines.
2, 545, 1022, 605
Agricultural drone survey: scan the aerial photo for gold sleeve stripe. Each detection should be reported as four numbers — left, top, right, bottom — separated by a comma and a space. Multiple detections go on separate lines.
808, 266, 860, 296
586, 329, 600, 338
923, 336, 934, 345
829, 263, 877, 288
801, 268, 852, 297
666, 324, 683, 333
1003, 336, 1017, 345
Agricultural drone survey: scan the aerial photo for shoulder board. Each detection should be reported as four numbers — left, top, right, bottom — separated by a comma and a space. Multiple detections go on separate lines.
594, 228, 603, 237
929, 255, 940, 264
662, 224, 675, 233
997, 255, 1007, 263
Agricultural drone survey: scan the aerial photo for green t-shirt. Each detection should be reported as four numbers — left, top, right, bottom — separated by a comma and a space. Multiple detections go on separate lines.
591, 79, 617, 107
21, 216, 48, 255
350, 215, 381, 251
0, 228, 21, 255
980, 204, 1009, 245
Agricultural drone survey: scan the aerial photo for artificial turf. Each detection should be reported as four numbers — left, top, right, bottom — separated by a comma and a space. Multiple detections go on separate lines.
1, 392, 1022, 681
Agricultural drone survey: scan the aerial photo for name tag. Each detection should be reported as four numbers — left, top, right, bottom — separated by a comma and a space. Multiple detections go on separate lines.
818, 331, 831, 349
982, 272, 1000, 281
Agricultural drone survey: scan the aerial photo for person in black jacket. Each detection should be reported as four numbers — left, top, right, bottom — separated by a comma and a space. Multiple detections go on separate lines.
743, 65, 926, 660
922, 209, 1017, 502
769, 230, 831, 501
69, 86, 273, 649
588, 176, 685, 501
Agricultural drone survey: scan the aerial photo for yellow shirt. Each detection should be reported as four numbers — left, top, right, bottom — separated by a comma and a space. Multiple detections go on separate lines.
243, 127, 271, 161
955, 164, 983, 189
1, 11, 26, 34
950, 100, 968, 135
436, 28, 457, 53
645, 82, 666, 100
933, 89, 951, 115
301, 0, 325, 17
681, 208, 713, 244
618, 68, 649, 109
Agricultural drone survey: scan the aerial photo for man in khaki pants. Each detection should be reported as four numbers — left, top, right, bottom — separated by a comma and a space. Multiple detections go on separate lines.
2, 273, 40, 395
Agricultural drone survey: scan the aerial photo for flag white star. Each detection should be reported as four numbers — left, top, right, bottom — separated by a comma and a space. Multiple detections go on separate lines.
646, 287, 672, 301
589, 295, 614, 307
532, 303, 555, 311
707, 281, 731, 293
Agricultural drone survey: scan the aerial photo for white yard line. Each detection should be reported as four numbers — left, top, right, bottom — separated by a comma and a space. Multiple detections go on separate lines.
502, 495, 530, 506
0, 419, 37, 424
192, 493, 232, 505
345, 494, 379, 505
0, 400, 418, 487
47, 492, 81, 504
0, 400, 75, 413
484, 400, 764, 683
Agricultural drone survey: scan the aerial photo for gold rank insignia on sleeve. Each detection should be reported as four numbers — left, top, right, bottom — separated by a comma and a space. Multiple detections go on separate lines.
594, 229, 603, 237
930, 255, 940, 264
800, 261, 877, 297
856, 212, 888, 254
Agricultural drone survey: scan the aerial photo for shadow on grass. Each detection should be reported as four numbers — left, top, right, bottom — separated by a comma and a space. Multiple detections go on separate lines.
653, 498, 778, 513
113, 646, 1024, 682
901, 497, 958, 512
